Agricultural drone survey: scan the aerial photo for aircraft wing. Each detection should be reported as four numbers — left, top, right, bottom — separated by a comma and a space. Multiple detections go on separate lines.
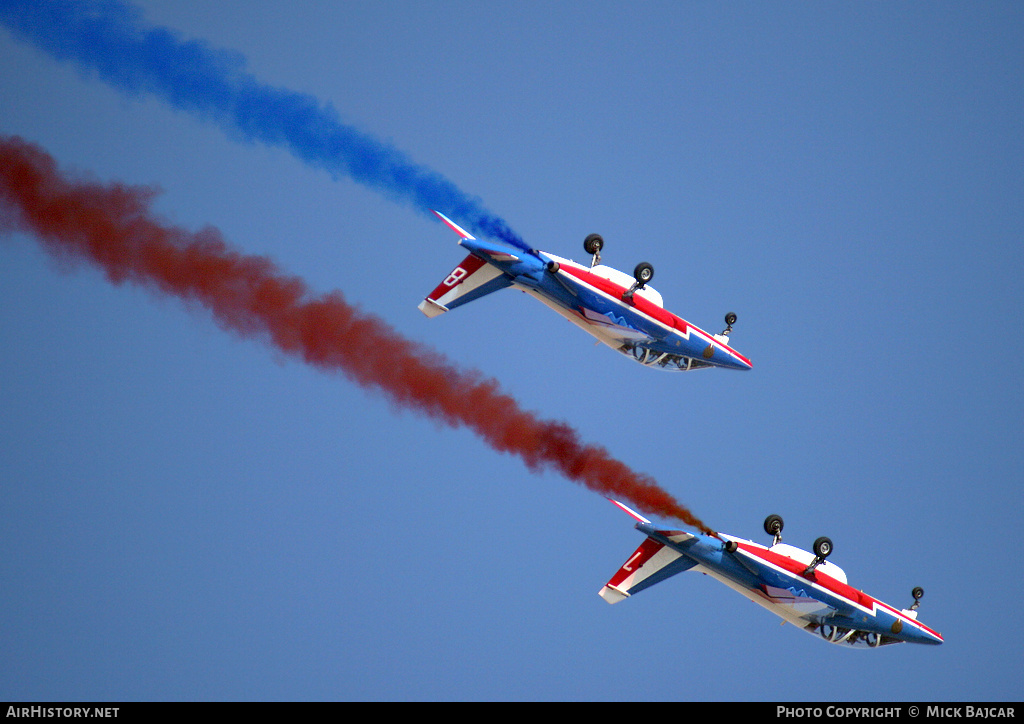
758, 583, 838, 621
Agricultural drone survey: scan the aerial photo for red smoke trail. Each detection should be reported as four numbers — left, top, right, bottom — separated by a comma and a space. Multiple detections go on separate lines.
0, 135, 714, 532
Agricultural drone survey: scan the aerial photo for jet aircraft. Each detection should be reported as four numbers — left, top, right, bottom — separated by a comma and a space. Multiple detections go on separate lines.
420, 212, 752, 372
600, 500, 943, 648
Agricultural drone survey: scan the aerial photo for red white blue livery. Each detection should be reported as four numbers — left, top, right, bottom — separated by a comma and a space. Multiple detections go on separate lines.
601, 500, 944, 648
420, 212, 752, 372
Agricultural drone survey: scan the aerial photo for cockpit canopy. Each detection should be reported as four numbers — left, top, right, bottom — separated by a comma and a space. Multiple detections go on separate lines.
624, 345, 715, 371
810, 623, 903, 648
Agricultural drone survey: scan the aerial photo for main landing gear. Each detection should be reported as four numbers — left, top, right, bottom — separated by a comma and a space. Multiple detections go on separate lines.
761, 514, 833, 574
622, 262, 654, 301
581, 234, 654, 301
764, 513, 784, 546
805, 536, 834, 575
583, 234, 603, 268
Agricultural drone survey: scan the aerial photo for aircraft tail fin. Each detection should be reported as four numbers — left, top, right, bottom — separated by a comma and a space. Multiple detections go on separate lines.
600, 499, 698, 603
418, 252, 512, 317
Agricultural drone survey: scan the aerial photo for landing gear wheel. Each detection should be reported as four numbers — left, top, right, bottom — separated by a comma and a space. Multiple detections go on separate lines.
583, 234, 604, 255
912, 587, 924, 601
763, 514, 784, 537
813, 536, 833, 559
725, 312, 737, 327
634, 262, 654, 284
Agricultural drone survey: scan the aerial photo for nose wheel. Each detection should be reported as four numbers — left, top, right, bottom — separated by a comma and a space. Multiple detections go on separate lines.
721, 312, 737, 337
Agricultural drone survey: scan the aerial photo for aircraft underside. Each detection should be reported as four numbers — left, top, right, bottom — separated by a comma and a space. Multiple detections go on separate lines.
420, 217, 751, 372
701, 566, 907, 648
600, 508, 942, 649
516, 285, 720, 372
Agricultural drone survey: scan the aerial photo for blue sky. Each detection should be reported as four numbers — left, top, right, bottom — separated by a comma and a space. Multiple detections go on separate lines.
1, 0, 1022, 701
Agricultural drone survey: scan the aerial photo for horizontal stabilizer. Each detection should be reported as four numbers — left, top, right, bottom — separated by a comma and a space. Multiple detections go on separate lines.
608, 498, 651, 524
433, 210, 475, 240
419, 253, 512, 316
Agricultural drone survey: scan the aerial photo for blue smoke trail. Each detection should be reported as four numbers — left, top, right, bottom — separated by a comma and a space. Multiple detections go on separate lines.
0, 0, 529, 251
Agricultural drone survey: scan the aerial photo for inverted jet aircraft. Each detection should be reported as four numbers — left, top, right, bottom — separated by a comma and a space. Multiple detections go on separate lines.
420, 212, 752, 372
600, 500, 943, 648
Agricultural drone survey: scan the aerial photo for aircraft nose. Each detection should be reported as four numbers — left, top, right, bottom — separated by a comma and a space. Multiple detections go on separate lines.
923, 630, 944, 645
708, 343, 752, 370
724, 351, 752, 370
907, 625, 944, 645
716, 341, 752, 370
